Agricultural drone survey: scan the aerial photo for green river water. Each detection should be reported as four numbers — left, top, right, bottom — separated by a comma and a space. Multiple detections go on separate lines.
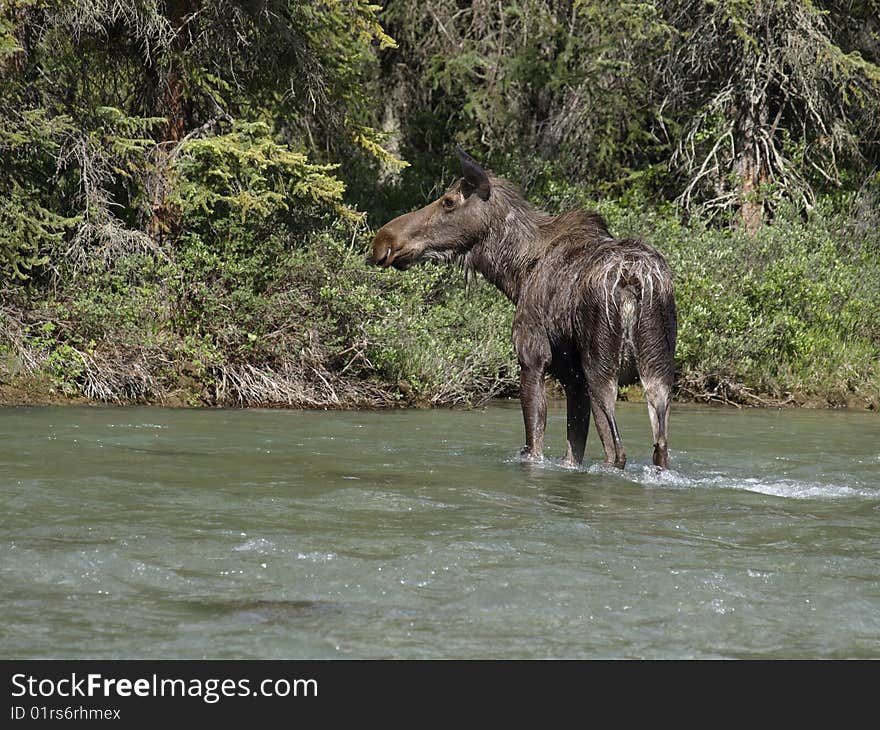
2, 401, 878, 658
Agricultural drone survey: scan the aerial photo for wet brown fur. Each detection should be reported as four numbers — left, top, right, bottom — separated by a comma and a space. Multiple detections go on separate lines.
372, 158, 677, 468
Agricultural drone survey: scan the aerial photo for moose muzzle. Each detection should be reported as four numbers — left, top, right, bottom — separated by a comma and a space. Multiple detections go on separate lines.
370, 211, 424, 270
371, 224, 399, 267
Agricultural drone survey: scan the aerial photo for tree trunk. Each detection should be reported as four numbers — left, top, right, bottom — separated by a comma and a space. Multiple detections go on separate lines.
736, 152, 765, 236
734, 97, 769, 236
148, 0, 196, 245
378, 63, 407, 183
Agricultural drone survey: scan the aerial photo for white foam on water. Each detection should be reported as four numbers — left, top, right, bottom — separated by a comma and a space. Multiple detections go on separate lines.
233, 537, 275, 553
296, 551, 337, 562
107, 423, 166, 429
620, 464, 694, 487
504, 452, 877, 500
715, 477, 876, 500
622, 463, 877, 500
503, 454, 603, 472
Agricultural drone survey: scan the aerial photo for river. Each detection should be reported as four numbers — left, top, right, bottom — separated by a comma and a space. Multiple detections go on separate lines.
2, 401, 878, 658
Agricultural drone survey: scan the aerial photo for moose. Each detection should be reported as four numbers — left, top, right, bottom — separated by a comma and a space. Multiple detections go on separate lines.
371, 151, 677, 469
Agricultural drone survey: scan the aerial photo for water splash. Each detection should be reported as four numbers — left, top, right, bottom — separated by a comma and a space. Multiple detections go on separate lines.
107, 423, 167, 429
716, 477, 876, 500
233, 537, 275, 553
508, 452, 878, 500
296, 551, 337, 562
623, 462, 878, 500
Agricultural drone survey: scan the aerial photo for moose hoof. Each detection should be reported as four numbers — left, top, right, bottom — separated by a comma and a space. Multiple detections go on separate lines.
519, 446, 544, 463
653, 446, 669, 469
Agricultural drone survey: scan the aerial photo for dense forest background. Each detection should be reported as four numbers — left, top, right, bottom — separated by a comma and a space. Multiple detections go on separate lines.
2, 0, 879, 408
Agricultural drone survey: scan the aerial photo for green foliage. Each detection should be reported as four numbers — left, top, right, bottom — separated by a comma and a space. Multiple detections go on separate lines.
2, 220, 516, 406
0, 14, 19, 59
659, 0, 880, 223
379, 0, 676, 205
0, 190, 68, 280
172, 121, 350, 223
0, 105, 79, 280
378, 0, 880, 225
1, 0, 879, 409
316, 239, 517, 404
0, 0, 401, 279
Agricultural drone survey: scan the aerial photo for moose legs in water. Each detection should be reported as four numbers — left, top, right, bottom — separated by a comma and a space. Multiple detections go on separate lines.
513, 317, 552, 462
517, 345, 592, 466
635, 313, 674, 469
513, 293, 671, 468
553, 345, 589, 467
577, 308, 628, 469
644, 379, 671, 469
518, 366, 546, 461
563, 370, 590, 467
587, 373, 626, 468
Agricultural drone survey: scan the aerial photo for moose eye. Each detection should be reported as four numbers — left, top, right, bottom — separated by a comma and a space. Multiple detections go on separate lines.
441, 196, 456, 211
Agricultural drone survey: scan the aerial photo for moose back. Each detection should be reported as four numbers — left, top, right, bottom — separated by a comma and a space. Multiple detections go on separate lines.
371, 151, 677, 469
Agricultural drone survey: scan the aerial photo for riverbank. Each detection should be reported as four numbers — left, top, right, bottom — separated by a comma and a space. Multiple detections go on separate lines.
2, 202, 879, 414
2, 371, 873, 410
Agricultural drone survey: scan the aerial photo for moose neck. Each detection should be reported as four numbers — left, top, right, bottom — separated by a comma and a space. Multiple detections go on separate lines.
464, 179, 548, 304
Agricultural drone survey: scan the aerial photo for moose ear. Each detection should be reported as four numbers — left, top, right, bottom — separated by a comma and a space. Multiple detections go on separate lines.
456, 148, 491, 201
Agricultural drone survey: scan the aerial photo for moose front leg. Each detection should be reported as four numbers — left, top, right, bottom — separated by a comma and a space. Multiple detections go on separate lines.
519, 365, 547, 461
513, 313, 551, 463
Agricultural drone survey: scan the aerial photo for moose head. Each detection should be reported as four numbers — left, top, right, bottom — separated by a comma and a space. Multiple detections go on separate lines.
371, 150, 493, 270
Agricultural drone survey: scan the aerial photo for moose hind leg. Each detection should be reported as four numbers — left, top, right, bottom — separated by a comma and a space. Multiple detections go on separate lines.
635, 310, 675, 469
643, 377, 671, 468
588, 375, 626, 468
